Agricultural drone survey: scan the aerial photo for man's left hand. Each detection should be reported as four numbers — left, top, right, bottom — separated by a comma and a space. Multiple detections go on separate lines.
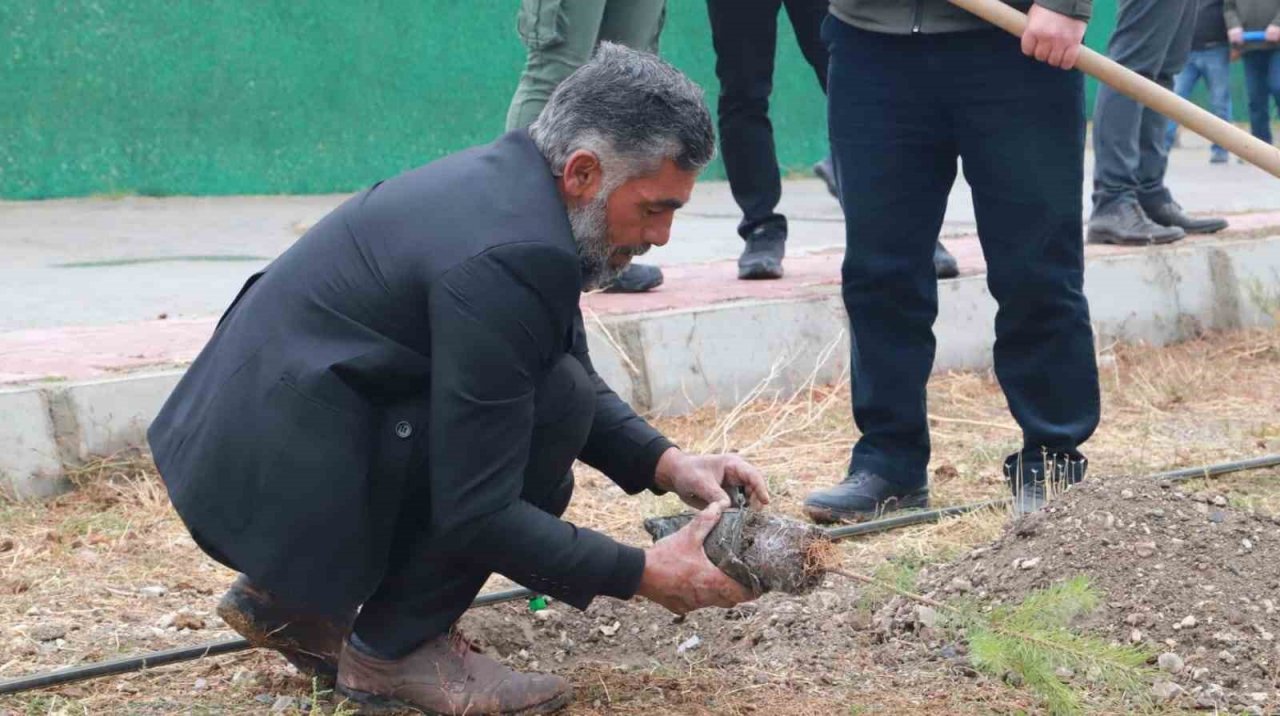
1023, 5, 1088, 70
1266, 24, 1280, 44
654, 448, 770, 511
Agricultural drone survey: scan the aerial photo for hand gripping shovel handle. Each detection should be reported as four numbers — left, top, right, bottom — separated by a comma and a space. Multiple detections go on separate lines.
948, 0, 1280, 179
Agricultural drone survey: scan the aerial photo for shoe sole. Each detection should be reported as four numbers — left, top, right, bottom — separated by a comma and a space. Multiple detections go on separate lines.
336, 685, 572, 715
1184, 222, 1228, 235
601, 277, 663, 294
1086, 229, 1184, 247
217, 594, 339, 683
803, 493, 930, 525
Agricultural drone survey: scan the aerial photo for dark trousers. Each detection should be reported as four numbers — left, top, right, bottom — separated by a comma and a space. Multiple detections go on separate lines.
1091, 0, 1197, 214
707, 0, 829, 239
352, 354, 594, 657
824, 18, 1100, 488
1242, 49, 1280, 145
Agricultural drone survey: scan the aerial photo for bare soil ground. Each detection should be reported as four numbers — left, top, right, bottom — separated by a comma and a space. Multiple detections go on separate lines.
3, 324, 1280, 714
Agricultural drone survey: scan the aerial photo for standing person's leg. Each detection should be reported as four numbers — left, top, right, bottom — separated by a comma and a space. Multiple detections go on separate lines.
951, 31, 1099, 512
706, 0, 792, 280
350, 355, 594, 658
1243, 51, 1275, 144
1089, 0, 1193, 245
1164, 54, 1201, 150
1202, 46, 1234, 160
1269, 49, 1280, 141
1134, 0, 1196, 210
597, 0, 666, 52
507, 0, 607, 131
783, 0, 830, 90
803, 20, 951, 523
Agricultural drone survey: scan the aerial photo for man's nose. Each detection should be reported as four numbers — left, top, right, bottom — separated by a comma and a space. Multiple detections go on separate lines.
646, 217, 674, 247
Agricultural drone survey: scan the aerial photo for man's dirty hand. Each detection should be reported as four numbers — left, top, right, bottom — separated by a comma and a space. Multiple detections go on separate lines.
654, 448, 770, 511
636, 503, 757, 614
1022, 5, 1087, 70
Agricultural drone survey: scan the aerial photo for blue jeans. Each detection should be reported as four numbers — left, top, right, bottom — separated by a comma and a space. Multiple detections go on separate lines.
1164, 45, 1233, 154
1243, 48, 1280, 145
824, 17, 1100, 487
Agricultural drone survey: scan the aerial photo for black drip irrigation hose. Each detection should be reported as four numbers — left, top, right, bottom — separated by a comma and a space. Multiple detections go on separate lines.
5, 453, 1277, 696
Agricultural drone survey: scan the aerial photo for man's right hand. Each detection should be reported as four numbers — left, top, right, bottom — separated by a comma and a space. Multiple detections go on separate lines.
1228, 27, 1244, 45
635, 503, 756, 614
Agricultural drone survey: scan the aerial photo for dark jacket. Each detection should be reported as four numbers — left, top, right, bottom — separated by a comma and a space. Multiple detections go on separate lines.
148, 131, 671, 614
828, 0, 1091, 35
1192, 0, 1228, 49
1225, 0, 1280, 50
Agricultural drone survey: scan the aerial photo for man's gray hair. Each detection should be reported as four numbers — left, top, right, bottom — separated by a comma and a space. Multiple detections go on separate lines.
529, 43, 715, 179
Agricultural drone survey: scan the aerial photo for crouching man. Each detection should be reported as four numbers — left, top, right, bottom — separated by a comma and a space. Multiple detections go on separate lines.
148, 44, 767, 715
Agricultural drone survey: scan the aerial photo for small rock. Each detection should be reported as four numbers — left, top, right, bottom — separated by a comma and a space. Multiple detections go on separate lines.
915, 605, 939, 629
759, 627, 780, 643
254, 694, 274, 705
598, 621, 621, 637
939, 644, 959, 659
193, 677, 208, 691
752, 673, 770, 685
1003, 671, 1024, 687
1248, 693, 1269, 703
1218, 650, 1236, 663
1135, 542, 1157, 558
1120, 488, 1135, 499
138, 585, 168, 598
1191, 667, 1209, 681
947, 577, 973, 594
1212, 495, 1228, 507
1151, 680, 1183, 702
1242, 538, 1254, 551
1209, 511, 1226, 524
157, 613, 177, 628
1177, 615, 1198, 630
1264, 599, 1276, 614
676, 635, 702, 654
1158, 652, 1185, 674
173, 613, 205, 631
270, 695, 296, 712
1018, 557, 1042, 570
29, 623, 67, 642
1130, 629, 1143, 644
1054, 666, 1075, 680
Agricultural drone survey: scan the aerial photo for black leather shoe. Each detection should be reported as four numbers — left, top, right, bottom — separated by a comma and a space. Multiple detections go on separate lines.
1003, 452, 1088, 515
934, 241, 959, 279
803, 471, 929, 524
1143, 200, 1228, 235
738, 226, 786, 280
603, 263, 663, 293
1088, 203, 1185, 246
813, 156, 839, 199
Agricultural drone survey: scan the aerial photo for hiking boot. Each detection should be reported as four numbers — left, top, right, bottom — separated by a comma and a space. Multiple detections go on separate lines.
803, 471, 929, 524
934, 241, 959, 279
337, 631, 571, 715
1143, 200, 1228, 235
602, 263, 663, 293
813, 155, 839, 199
1003, 452, 1088, 515
738, 226, 786, 280
217, 575, 354, 682
1087, 203, 1185, 246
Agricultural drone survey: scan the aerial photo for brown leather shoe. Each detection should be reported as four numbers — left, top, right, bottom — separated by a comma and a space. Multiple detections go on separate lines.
216, 574, 354, 682
337, 631, 571, 715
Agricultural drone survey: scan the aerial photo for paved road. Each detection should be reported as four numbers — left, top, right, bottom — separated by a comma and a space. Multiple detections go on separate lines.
1, 143, 1275, 331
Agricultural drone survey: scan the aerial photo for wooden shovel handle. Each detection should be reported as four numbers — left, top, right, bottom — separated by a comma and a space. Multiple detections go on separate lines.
948, 0, 1280, 179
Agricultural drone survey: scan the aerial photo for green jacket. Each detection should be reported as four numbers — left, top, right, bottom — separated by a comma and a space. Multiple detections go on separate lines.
829, 0, 1091, 35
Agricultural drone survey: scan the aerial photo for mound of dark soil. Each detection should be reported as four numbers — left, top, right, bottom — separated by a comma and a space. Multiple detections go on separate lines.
888, 476, 1280, 713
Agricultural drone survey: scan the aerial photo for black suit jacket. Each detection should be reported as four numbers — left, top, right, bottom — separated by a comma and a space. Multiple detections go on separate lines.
148, 131, 673, 613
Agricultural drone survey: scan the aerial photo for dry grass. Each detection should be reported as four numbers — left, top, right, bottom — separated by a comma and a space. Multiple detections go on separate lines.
2, 324, 1279, 713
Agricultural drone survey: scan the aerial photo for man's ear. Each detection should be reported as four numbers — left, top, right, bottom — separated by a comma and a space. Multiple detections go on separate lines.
561, 149, 603, 203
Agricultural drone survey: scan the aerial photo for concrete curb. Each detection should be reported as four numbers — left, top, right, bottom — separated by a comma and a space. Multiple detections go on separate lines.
4, 236, 1278, 498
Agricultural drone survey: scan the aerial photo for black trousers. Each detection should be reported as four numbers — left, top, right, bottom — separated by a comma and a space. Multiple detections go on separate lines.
352, 354, 595, 657
826, 18, 1100, 488
707, 0, 829, 239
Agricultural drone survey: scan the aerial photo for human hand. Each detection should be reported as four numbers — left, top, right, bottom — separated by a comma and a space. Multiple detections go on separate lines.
1228, 27, 1244, 45
635, 503, 757, 614
1022, 5, 1088, 69
1266, 24, 1280, 43
653, 448, 770, 511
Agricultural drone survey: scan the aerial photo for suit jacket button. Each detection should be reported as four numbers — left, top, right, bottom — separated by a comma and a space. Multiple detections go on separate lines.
395, 421, 413, 439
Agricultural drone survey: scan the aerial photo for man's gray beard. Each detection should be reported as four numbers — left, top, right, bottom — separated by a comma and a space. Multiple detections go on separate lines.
570, 194, 621, 291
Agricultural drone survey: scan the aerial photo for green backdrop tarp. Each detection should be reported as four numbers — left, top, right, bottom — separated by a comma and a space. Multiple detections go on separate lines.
0, 0, 1245, 199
